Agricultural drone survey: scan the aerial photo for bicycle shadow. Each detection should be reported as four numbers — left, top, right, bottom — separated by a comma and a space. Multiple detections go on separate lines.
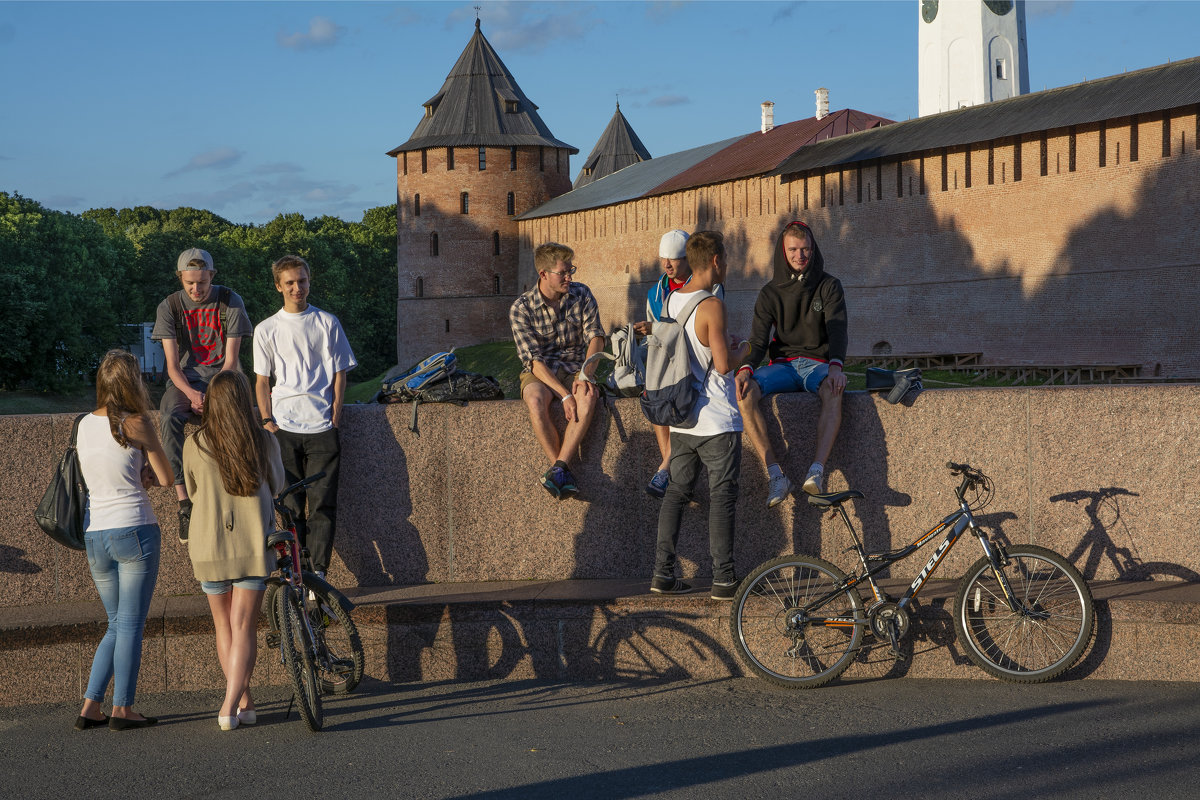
1049, 486, 1200, 680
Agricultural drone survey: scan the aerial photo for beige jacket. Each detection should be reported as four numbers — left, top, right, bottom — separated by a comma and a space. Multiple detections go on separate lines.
183, 432, 285, 583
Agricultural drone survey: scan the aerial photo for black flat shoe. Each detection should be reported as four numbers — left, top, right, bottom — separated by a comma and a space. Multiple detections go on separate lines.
73, 714, 108, 731
108, 716, 158, 731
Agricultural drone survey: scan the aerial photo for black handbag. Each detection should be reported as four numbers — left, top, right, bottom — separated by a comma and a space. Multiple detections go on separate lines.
34, 413, 89, 550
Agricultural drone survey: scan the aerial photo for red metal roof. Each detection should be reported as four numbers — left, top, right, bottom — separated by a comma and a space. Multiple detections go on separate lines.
646, 109, 892, 196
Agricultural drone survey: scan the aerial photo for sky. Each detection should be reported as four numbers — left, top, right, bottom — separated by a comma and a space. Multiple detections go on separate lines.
2, 0, 1198, 225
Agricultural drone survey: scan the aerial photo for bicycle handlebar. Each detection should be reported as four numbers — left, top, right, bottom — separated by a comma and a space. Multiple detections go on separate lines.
274, 472, 327, 511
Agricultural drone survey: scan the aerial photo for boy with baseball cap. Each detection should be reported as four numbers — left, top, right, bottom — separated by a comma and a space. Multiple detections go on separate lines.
150, 247, 253, 540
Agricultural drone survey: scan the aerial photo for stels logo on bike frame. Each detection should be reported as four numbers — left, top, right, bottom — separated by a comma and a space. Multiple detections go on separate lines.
908, 517, 969, 594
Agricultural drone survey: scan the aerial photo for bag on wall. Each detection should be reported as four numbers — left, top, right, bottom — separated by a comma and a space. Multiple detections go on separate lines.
865, 367, 923, 404
33, 413, 89, 551
578, 323, 647, 398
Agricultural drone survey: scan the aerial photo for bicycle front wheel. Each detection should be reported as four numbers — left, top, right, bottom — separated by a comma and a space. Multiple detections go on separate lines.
278, 587, 324, 731
954, 544, 1094, 683
730, 555, 864, 689
305, 584, 365, 694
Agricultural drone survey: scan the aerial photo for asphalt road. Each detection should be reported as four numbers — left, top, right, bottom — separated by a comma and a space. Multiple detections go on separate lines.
4, 676, 1198, 799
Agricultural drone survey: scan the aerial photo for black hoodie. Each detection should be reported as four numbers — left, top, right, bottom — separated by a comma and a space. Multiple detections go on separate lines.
738, 225, 847, 371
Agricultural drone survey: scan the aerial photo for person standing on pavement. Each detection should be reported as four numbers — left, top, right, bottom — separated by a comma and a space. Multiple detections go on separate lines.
183, 370, 285, 731
74, 350, 172, 731
253, 254, 356, 582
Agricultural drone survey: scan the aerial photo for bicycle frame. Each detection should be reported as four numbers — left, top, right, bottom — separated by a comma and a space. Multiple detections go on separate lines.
799, 473, 1022, 629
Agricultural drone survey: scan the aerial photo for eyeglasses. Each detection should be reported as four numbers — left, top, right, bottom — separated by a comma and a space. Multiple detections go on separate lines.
546, 266, 577, 277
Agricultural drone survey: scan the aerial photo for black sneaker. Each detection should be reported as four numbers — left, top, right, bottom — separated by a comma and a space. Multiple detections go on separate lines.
711, 580, 738, 601
177, 507, 191, 543
559, 466, 578, 498
540, 466, 563, 499
650, 576, 693, 595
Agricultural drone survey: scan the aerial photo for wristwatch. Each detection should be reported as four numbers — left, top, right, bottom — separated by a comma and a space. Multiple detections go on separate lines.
261, 417, 275, 427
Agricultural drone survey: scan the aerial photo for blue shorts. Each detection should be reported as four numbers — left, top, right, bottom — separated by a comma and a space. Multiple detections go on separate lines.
200, 576, 267, 595
751, 358, 829, 396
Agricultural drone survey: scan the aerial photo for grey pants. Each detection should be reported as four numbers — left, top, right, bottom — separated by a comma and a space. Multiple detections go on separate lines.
654, 430, 741, 584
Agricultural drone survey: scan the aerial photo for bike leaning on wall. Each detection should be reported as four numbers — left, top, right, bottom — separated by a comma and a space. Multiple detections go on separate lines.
730, 462, 1095, 688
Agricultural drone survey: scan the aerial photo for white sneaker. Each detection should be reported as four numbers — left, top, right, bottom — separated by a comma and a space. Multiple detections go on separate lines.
802, 465, 826, 495
766, 473, 793, 508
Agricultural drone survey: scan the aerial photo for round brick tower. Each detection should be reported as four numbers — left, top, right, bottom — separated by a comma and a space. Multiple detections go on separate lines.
387, 19, 577, 369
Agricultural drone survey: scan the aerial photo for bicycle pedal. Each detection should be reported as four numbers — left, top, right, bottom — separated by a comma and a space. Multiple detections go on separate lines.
265, 632, 280, 648
890, 647, 908, 662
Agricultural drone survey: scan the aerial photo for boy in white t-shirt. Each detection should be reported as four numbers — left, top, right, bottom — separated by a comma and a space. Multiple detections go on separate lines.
253, 255, 357, 577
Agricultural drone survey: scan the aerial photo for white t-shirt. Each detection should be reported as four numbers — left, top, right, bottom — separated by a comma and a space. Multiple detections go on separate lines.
665, 290, 742, 438
77, 413, 156, 531
253, 305, 357, 434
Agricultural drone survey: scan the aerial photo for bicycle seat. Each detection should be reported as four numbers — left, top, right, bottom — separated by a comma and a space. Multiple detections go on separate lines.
806, 490, 865, 508
267, 530, 296, 547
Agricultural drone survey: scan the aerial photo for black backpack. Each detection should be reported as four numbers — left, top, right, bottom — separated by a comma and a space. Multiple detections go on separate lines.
378, 367, 503, 433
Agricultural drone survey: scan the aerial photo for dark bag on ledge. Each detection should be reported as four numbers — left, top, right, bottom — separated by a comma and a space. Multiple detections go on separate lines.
34, 413, 89, 551
865, 367, 923, 404
379, 369, 504, 433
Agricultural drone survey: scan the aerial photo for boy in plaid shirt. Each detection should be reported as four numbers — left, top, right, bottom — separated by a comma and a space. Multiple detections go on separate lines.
509, 242, 605, 499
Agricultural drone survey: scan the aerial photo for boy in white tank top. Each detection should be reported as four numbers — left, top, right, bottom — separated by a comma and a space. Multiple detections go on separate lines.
650, 232, 745, 600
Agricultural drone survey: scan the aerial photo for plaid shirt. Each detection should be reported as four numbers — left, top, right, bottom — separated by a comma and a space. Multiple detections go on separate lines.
509, 282, 604, 374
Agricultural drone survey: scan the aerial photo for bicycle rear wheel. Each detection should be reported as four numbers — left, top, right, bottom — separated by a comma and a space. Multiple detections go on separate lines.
306, 584, 364, 694
954, 544, 1094, 683
730, 555, 864, 689
278, 587, 324, 731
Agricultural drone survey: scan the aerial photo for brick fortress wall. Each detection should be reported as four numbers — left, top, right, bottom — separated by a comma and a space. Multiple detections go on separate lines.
394, 145, 572, 368
517, 105, 1200, 377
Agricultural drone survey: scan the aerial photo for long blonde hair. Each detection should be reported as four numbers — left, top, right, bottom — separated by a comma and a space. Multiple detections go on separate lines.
195, 371, 271, 497
94, 349, 152, 447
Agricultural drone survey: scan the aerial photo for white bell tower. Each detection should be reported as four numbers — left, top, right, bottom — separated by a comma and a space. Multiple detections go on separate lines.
918, 0, 1029, 117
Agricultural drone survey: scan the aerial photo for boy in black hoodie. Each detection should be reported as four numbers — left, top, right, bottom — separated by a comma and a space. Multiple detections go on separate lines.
734, 221, 846, 506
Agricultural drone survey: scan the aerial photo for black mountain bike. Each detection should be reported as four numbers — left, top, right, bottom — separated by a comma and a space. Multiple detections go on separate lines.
731, 463, 1095, 688
265, 475, 365, 730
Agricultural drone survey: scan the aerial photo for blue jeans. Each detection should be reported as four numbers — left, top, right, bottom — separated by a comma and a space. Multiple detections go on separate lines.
84, 523, 161, 707
752, 357, 829, 396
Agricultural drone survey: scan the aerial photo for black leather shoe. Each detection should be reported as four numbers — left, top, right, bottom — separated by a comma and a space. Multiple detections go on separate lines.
73, 714, 108, 730
108, 716, 158, 731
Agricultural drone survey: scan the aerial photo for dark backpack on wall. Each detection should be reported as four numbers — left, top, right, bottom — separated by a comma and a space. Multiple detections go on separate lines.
378, 353, 503, 433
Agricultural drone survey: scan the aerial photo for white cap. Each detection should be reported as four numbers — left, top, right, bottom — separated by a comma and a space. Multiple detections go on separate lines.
658, 229, 689, 259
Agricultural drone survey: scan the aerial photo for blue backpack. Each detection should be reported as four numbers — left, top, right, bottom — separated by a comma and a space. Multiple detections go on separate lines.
383, 351, 457, 396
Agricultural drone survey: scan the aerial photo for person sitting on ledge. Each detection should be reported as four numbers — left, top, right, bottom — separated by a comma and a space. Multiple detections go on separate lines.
509, 242, 606, 499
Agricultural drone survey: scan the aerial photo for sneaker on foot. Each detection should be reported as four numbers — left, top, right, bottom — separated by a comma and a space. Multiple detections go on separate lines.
650, 576, 694, 595
646, 469, 670, 499
802, 464, 826, 495
540, 467, 564, 499
766, 473, 793, 508
177, 508, 191, 543
711, 580, 738, 601
559, 466, 578, 498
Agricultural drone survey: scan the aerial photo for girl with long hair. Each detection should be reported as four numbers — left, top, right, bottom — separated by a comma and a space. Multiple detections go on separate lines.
75, 350, 172, 731
183, 369, 284, 730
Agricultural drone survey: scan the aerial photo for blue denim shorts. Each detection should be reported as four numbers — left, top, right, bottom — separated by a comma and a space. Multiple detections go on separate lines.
752, 358, 829, 396
200, 576, 267, 595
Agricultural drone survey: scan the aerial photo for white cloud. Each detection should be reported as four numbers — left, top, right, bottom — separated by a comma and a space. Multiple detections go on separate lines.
277, 17, 345, 50
649, 95, 690, 108
163, 147, 243, 178
449, 2, 598, 53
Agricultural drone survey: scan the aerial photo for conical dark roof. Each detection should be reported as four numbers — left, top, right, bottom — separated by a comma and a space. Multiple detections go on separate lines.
387, 20, 576, 155
572, 103, 652, 189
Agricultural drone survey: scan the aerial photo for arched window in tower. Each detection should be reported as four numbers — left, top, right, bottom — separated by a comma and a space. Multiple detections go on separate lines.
460, 192, 469, 214
421, 149, 427, 173
414, 193, 421, 216
539, 146, 545, 172
493, 275, 501, 294
430, 232, 439, 257
402, 152, 408, 176
555, 148, 561, 173
492, 230, 500, 255
510, 147, 517, 170
478, 147, 486, 171
415, 277, 424, 298
507, 192, 515, 216
447, 147, 455, 170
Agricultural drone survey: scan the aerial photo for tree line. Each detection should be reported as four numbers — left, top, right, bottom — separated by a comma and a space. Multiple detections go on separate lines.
0, 191, 398, 390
